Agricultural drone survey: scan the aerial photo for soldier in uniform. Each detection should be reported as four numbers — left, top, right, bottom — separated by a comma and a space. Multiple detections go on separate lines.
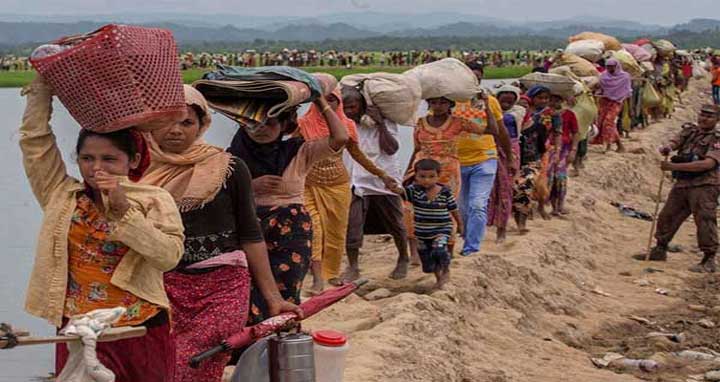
645, 104, 720, 272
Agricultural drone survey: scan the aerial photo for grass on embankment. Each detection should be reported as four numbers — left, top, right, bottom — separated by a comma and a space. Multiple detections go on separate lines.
0, 66, 532, 88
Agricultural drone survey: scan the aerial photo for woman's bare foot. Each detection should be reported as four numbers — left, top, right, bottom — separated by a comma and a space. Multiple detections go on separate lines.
306, 277, 324, 297
327, 278, 344, 287
515, 214, 529, 235
308, 261, 324, 295
496, 227, 507, 244
616, 143, 626, 153
340, 267, 361, 283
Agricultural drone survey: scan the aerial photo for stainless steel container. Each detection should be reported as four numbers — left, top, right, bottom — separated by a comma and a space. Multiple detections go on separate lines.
269, 333, 316, 382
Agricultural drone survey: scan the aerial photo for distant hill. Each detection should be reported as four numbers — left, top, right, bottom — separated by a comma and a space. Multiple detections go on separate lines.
0, 21, 103, 44
0, 15, 718, 54
671, 18, 720, 33
392, 22, 515, 38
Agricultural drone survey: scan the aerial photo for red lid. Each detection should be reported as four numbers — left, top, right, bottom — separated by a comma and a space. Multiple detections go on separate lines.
312, 330, 347, 347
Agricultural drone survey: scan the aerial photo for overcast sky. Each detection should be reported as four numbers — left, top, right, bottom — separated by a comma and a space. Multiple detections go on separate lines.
0, 0, 710, 25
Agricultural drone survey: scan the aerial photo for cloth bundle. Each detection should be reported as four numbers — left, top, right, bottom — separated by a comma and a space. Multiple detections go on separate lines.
621, 43, 653, 63
340, 72, 422, 126
565, 39, 605, 62
611, 50, 645, 78
653, 40, 676, 57
519, 72, 578, 98
552, 53, 600, 78
57, 307, 126, 382
569, 32, 622, 51
195, 65, 322, 128
404, 58, 480, 101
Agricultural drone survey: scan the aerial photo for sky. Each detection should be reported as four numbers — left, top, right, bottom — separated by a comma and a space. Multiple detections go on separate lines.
0, 0, 712, 25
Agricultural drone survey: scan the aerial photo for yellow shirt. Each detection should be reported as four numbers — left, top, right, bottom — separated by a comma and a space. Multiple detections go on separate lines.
455, 96, 503, 166
19, 81, 184, 326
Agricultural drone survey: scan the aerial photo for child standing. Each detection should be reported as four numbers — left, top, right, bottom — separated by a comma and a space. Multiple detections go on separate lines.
548, 94, 579, 216
397, 159, 462, 289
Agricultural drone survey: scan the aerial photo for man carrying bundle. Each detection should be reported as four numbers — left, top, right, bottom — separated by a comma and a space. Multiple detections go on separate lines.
341, 87, 409, 281
645, 105, 720, 273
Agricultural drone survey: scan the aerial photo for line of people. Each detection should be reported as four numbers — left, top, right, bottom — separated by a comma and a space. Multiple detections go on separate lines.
17, 54, 710, 382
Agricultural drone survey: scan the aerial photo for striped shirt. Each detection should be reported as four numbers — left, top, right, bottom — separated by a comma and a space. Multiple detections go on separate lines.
405, 184, 458, 240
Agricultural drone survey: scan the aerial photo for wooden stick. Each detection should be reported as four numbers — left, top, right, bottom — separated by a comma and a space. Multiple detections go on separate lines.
0, 326, 146, 348
646, 156, 669, 261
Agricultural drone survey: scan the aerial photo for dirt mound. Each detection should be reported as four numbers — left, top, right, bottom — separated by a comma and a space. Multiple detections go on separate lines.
301, 80, 716, 382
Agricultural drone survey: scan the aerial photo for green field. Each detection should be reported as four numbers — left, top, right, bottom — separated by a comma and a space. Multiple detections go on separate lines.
0, 66, 531, 88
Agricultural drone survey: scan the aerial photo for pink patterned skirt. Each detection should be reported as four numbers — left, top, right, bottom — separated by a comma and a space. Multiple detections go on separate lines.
165, 265, 251, 382
488, 144, 513, 229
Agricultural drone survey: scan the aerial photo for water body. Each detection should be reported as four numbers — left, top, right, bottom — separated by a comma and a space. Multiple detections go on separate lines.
0, 79, 508, 380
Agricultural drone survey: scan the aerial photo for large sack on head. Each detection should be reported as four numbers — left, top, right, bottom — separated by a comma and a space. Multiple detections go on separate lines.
547, 66, 592, 95
653, 39, 676, 57
552, 53, 600, 77
549, 65, 580, 80
569, 32, 622, 51
641, 44, 658, 61
565, 40, 605, 62
611, 50, 645, 78
519, 72, 577, 98
341, 73, 422, 126
692, 62, 709, 79
313, 73, 339, 96
403, 58, 479, 101
621, 43, 653, 62
580, 76, 600, 89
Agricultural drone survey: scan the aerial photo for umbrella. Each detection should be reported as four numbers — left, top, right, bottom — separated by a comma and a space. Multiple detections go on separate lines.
189, 279, 367, 368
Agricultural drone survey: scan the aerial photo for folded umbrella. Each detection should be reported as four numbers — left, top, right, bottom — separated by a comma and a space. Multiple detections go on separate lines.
189, 279, 367, 368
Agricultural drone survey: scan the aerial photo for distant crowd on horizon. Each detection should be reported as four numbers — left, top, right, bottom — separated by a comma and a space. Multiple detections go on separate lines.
2, 49, 560, 72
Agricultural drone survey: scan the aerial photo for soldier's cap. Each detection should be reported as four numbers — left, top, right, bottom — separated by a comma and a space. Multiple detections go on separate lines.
700, 104, 720, 117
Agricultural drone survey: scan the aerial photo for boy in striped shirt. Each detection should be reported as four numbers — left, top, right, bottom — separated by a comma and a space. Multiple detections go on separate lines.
396, 159, 463, 289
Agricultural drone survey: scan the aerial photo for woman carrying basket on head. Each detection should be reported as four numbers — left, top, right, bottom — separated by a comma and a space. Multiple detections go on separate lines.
20, 76, 184, 382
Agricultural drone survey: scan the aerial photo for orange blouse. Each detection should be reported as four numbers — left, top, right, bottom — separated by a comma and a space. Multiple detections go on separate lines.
64, 194, 160, 326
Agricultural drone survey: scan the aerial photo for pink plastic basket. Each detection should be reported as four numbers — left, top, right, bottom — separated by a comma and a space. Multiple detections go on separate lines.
30, 24, 185, 133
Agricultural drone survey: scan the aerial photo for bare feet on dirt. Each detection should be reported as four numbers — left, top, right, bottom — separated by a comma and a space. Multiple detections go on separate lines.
340, 267, 361, 283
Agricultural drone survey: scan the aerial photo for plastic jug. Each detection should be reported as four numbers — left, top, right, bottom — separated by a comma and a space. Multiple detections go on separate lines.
268, 333, 316, 382
313, 330, 349, 382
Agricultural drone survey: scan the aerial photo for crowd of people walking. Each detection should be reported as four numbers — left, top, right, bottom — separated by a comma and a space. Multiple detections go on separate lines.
14, 28, 720, 382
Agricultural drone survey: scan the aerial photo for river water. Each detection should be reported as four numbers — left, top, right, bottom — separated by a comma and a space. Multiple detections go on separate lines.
0, 79, 508, 380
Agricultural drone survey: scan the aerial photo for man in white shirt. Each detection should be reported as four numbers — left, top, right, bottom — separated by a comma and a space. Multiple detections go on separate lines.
342, 88, 410, 281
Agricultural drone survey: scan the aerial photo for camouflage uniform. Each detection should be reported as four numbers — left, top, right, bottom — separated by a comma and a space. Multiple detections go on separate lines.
650, 106, 720, 272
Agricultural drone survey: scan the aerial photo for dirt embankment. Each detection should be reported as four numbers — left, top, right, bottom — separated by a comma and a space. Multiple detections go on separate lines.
304, 80, 720, 382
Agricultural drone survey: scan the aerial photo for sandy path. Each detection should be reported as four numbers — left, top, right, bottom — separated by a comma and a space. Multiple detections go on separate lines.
302, 79, 718, 382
